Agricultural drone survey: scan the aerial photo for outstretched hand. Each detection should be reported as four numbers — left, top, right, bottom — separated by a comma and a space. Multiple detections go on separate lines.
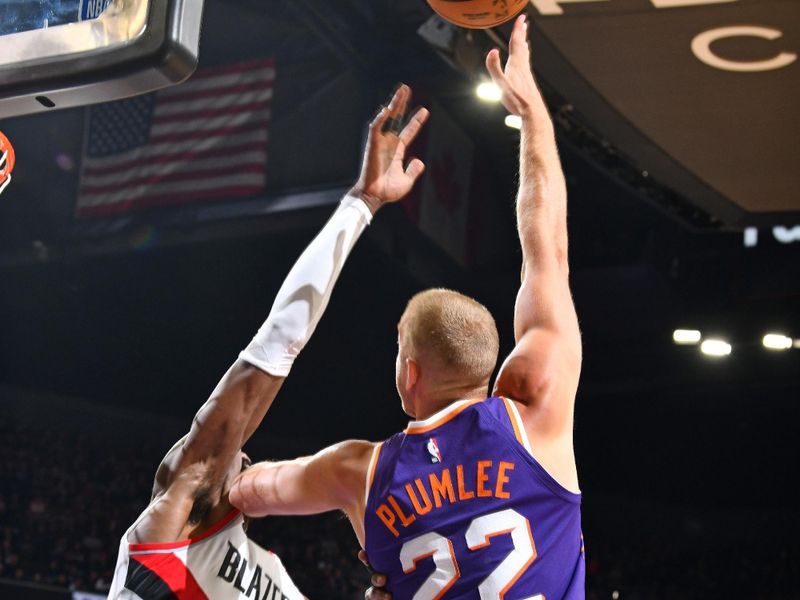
485, 14, 544, 119
351, 84, 429, 214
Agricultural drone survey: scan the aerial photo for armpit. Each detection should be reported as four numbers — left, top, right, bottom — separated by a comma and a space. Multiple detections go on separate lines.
188, 486, 214, 525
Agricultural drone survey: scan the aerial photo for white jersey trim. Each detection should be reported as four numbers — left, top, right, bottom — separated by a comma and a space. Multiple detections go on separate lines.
504, 396, 534, 455
404, 398, 482, 434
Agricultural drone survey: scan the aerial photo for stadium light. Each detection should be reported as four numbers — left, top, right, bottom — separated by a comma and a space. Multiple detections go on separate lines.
700, 339, 731, 357
762, 333, 793, 350
673, 329, 701, 345
476, 82, 502, 102
504, 114, 522, 129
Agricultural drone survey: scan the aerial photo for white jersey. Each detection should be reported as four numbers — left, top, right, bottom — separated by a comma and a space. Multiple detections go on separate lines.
108, 509, 304, 600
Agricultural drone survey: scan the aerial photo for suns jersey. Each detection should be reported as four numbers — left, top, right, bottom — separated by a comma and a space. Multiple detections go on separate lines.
107, 509, 304, 600
364, 396, 584, 599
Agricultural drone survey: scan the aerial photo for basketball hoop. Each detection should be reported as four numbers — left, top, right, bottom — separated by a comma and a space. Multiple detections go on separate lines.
0, 130, 15, 195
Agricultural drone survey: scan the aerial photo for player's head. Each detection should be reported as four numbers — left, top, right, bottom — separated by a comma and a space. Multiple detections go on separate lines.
396, 288, 499, 416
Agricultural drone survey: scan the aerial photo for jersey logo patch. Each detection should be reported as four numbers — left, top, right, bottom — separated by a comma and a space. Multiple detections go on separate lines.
427, 437, 442, 463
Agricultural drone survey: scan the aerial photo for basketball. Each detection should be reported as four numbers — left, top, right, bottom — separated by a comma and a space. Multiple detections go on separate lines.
427, 0, 528, 29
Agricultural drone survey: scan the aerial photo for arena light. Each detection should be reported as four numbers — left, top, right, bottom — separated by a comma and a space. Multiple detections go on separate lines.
476, 81, 502, 102
700, 339, 731, 357
762, 333, 793, 350
673, 329, 701, 345
505, 114, 522, 129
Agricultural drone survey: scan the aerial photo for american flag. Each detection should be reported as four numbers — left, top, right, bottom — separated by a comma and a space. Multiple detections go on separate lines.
76, 59, 274, 218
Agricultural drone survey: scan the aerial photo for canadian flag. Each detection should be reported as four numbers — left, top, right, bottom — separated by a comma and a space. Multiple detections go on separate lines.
415, 105, 474, 267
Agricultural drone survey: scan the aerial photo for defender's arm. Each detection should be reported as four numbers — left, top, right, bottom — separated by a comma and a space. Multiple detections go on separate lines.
132, 365, 283, 543
144, 190, 377, 541
489, 15, 582, 439
153, 364, 283, 496
150, 190, 378, 508
138, 85, 428, 543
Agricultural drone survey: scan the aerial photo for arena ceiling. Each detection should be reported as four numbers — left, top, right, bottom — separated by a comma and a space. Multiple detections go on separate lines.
218, 0, 800, 226
2, 0, 798, 226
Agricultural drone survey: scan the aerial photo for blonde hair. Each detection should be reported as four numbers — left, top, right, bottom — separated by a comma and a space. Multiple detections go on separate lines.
400, 288, 499, 382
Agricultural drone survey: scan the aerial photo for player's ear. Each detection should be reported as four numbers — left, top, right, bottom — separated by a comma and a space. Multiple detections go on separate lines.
406, 357, 419, 389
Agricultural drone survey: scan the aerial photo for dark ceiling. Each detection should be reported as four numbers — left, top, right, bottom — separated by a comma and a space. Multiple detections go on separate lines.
0, 0, 798, 511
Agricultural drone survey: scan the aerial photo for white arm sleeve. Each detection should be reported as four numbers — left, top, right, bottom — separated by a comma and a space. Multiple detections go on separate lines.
239, 194, 373, 376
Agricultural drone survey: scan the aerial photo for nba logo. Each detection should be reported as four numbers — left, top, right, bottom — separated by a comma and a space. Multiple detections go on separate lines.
427, 438, 442, 463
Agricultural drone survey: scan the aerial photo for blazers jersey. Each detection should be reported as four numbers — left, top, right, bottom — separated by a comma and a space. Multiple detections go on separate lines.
364, 396, 584, 599
108, 508, 304, 600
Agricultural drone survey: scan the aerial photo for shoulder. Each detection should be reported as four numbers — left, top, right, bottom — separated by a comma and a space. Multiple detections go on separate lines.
320, 439, 377, 472
319, 440, 378, 504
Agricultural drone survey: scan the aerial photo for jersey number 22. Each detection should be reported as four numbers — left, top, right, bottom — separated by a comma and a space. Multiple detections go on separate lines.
399, 508, 544, 599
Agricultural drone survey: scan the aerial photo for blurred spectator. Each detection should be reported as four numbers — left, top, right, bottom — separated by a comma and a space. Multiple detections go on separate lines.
0, 415, 368, 597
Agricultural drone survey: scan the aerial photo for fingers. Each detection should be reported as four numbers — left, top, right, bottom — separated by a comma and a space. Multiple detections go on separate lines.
509, 13, 528, 58
486, 48, 507, 87
358, 548, 389, 599
387, 84, 410, 119
487, 14, 531, 77
370, 105, 390, 131
404, 158, 425, 182
365, 587, 392, 600
398, 107, 429, 146
363, 571, 390, 600
364, 573, 390, 600
358, 549, 369, 568
370, 84, 411, 133
385, 85, 412, 136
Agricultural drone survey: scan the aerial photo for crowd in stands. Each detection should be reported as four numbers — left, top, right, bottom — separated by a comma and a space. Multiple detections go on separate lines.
0, 415, 369, 598
1, 413, 798, 598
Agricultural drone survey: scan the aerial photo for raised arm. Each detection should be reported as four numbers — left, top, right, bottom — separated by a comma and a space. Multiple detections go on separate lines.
133, 85, 429, 544
139, 363, 284, 543
143, 188, 379, 539
229, 86, 431, 544
489, 15, 582, 487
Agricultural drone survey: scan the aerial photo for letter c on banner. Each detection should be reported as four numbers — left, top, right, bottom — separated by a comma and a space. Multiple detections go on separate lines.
692, 26, 797, 72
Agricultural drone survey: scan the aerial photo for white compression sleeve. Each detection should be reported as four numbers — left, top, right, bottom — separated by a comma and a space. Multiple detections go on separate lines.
239, 195, 373, 376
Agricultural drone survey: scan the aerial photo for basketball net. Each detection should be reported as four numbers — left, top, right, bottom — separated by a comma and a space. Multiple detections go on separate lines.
0, 130, 15, 195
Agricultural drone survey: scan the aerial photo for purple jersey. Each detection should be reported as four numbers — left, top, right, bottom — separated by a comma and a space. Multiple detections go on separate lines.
364, 396, 584, 599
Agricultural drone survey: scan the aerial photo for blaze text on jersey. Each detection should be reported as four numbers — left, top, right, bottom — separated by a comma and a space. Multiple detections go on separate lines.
218, 542, 291, 600
375, 460, 516, 537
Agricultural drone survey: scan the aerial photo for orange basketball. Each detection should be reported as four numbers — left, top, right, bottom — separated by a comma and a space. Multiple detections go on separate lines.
427, 0, 528, 29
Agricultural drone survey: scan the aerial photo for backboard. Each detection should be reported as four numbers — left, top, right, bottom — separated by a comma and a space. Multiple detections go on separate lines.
0, 0, 204, 118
